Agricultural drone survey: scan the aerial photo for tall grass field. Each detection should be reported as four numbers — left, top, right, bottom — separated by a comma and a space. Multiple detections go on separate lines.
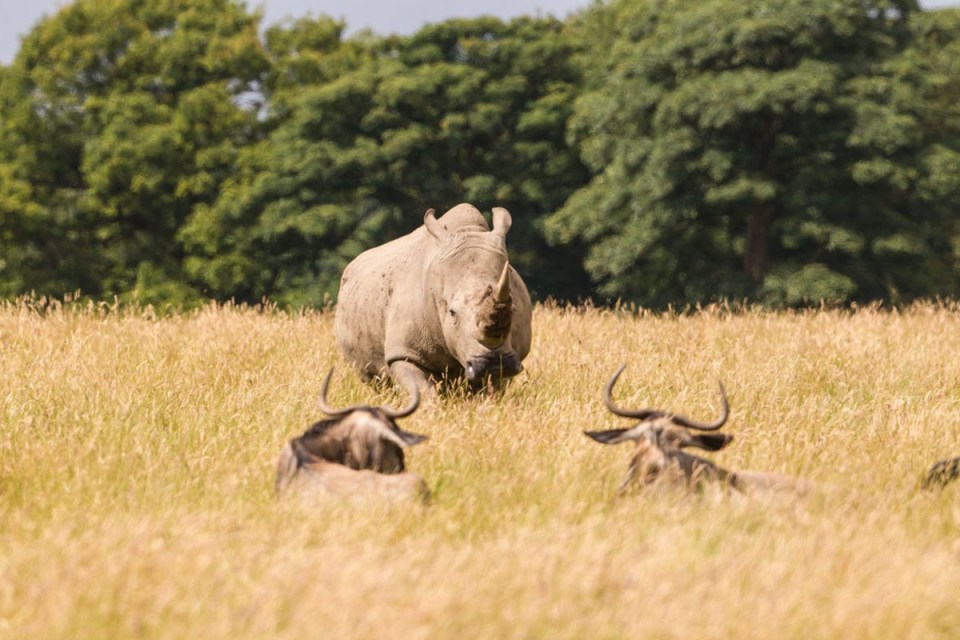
1, 299, 959, 638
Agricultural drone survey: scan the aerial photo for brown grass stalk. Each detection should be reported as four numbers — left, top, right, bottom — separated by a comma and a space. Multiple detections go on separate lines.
1, 300, 959, 638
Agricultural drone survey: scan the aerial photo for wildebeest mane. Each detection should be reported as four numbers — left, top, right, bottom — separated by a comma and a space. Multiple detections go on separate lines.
291, 417, 345, 468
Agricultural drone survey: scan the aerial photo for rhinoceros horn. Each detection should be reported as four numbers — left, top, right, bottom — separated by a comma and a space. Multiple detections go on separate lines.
478, 262, 513, 344
496, 262, 511, 303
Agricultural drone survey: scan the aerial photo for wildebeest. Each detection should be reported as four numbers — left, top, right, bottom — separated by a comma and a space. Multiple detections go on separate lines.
922, 456, 960, 490
275, 369, 430, 504
585, 365, 811, 496
335, 203, 532, 395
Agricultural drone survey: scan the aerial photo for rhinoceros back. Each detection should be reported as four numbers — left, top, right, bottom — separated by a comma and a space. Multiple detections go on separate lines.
335, 226, 429, 379
335, 204, 530, 382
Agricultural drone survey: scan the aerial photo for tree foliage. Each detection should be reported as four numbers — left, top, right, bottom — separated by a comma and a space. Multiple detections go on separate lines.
0, 0, 268, 303
546, 0, 960, 306
180, 16, 590, 306
1, 0, 959, 308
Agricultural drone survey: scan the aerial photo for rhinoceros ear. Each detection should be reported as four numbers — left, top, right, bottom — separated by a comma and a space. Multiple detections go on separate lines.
491, 207, 512, 238
424, 208, 448, 239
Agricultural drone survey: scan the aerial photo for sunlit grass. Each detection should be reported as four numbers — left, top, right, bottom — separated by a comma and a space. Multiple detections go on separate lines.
1, 299, 959, 638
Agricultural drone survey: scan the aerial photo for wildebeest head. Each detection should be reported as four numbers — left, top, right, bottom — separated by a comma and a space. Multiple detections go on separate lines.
289, 368, 428, 475
585, 365, 732, 493
922, 456, 960, 491
424, 206, 523, 387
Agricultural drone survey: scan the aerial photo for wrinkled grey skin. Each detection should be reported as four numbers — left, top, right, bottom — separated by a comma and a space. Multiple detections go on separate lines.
335, 203, 532, 395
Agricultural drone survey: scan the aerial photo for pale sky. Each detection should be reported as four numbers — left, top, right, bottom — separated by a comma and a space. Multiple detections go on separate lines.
1, 0, 957, 65
0, 0, 589, 64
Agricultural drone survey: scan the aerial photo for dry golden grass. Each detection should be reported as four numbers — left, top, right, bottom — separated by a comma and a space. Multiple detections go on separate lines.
1, 299, 959, 639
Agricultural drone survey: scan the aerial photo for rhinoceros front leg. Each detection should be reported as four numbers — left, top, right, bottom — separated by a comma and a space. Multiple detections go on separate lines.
389, 360, 437, 399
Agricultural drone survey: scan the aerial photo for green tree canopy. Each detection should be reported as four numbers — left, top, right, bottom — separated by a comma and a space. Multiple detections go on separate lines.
2, 0, 959, 308
0, 0, 268, 303
546, 0, 960, 306
180, 16, 590, 306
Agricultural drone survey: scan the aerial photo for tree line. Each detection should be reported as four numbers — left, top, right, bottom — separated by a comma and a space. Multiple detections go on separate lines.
1, 0, 958, 308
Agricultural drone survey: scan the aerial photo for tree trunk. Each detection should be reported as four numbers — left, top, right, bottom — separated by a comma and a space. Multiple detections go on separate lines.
744, 205, 771, 283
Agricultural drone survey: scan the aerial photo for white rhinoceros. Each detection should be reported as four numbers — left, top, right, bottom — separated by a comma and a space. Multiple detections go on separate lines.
335, 203, 532, 394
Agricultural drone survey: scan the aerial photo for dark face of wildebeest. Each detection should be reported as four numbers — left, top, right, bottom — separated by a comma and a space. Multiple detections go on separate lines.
275, 369, 429, 496
922, 456, 960, 490
585, 365, 732, 494
293, 369, 427, 472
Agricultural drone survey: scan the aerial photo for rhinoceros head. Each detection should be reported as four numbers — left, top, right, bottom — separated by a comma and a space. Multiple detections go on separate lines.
424, 206, 524, 386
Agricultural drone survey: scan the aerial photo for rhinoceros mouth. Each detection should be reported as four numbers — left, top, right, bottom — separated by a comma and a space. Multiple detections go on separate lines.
465, 352, 523, 386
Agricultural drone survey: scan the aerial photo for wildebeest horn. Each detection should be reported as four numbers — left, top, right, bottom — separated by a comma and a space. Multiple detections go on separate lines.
380, 384, 420, 420
603, 364, 730, 431
496, 262, 511, 303
318, 367, 420, 420
424, 208, 447, 239
318, 367, 353, 417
